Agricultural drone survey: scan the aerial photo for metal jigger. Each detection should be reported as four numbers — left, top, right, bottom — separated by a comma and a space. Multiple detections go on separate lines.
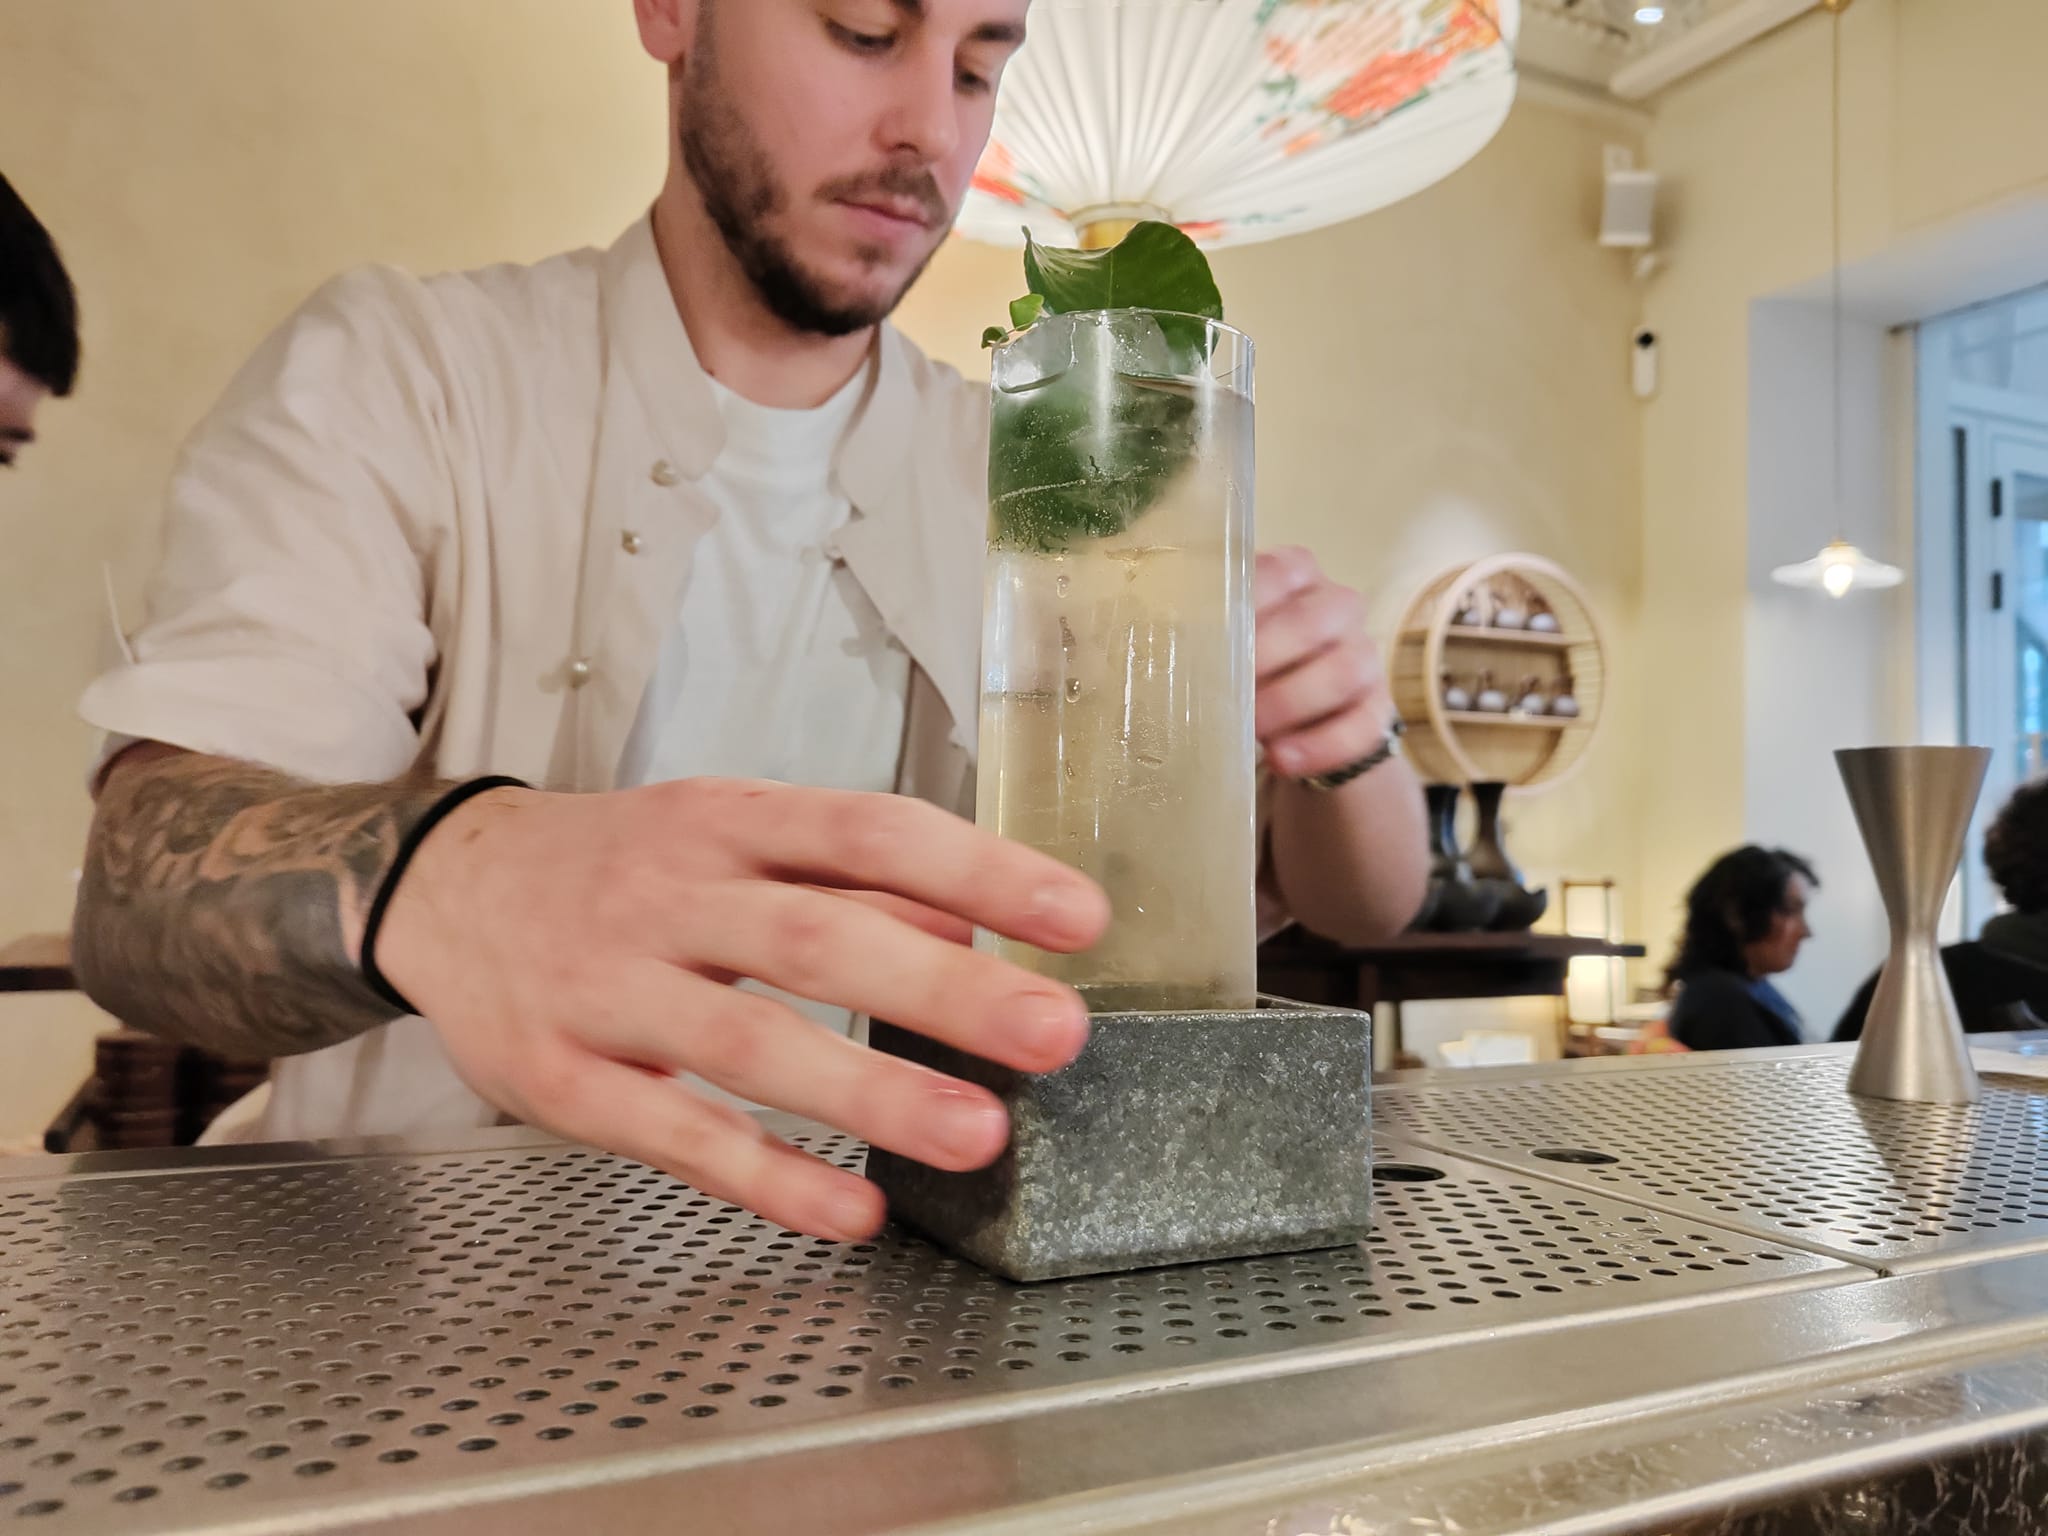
1836, 746, 1991, 1105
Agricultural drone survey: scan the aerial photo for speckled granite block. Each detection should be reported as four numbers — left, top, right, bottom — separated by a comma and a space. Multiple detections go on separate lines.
866, 997, 1372, 1282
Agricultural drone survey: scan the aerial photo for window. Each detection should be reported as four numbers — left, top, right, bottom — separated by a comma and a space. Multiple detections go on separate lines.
1918, 288, 2048, 928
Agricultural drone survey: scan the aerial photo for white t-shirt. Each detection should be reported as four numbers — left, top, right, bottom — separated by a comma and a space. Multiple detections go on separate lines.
617, 370, 912, 1078
616, 370, 910, 790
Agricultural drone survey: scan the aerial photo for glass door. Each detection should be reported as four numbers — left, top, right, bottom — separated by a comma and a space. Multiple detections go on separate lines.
1963, 437, 2048, 921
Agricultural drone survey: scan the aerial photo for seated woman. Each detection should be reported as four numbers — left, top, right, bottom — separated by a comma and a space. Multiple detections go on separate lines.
1834, 777, 2048, 1039
1665, 846, 1819, 1051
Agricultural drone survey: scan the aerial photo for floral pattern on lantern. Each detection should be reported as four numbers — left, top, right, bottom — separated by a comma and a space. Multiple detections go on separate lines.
959, 0, 1519, 250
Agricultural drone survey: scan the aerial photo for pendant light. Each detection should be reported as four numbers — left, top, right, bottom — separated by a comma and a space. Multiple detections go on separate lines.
956, 1, 1520, 253
1769, 0, 1903, 600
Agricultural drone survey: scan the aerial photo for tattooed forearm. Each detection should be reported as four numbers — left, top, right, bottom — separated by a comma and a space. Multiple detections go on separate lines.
71, 749, 452, 1060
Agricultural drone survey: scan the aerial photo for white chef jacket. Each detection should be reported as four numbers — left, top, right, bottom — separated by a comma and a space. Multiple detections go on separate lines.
81, 214, 988, 1140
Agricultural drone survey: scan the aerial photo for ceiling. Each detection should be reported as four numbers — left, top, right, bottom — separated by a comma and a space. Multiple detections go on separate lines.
1519, 0, 1747, 96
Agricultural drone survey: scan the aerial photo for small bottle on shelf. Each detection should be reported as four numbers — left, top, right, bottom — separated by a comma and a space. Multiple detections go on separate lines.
1474, 669, 1509, 713
1527, 596, 1560, 634
1549, 672, 1582, 718
1513, 673, 1547, 714
1442, 670, 1473, 712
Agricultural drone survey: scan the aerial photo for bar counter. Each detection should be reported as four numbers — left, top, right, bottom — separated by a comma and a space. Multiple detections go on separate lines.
5, 1041, 2048, 1534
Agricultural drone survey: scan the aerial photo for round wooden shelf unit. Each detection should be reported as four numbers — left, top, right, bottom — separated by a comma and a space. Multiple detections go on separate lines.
1389, 554, 1607, 791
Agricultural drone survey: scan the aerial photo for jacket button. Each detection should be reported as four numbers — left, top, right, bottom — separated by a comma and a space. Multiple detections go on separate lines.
621, 530, 644, 555
650, 459, 680, 487
567, 658, 593, 688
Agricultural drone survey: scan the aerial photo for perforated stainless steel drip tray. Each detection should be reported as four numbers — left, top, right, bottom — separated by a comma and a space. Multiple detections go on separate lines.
0, 1122, 1856, 1533
1376, 1052, 2048, 1273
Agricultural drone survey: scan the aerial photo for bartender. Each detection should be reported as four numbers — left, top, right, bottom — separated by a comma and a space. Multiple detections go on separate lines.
69, 0, 1428, 1243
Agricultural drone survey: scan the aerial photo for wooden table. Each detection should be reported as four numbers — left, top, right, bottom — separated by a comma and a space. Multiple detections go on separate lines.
1258, 929, 1647, 1062
0, 933, 76, 993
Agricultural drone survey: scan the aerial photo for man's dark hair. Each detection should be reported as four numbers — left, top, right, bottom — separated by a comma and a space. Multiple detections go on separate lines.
1985, 777, 2048, 914
0, 172, 81, 396
1667, 844, 1819, 984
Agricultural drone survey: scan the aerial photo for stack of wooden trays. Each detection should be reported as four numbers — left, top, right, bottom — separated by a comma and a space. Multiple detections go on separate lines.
89, 1031, 183, 1150
44, 1032, 271, 1153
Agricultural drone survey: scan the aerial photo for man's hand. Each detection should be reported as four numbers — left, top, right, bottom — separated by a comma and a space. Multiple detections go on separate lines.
1255, 546, 1397, 778
76, 750, 1110, 1246
376, 778, 1109, 1244
1252, 547, 1431, 944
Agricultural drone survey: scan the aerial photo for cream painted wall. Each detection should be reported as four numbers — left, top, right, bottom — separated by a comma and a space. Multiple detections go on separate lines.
1638, 0, 2048, 1015
0, 0, 668, 1141
1741, 305, 1901, 1032
2, 0, 1646, 1137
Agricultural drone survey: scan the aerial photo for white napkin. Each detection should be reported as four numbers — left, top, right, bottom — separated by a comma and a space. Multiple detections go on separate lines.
1972, 1045, 2048, 1079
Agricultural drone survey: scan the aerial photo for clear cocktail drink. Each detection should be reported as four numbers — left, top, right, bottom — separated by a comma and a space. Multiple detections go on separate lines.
980, 309, 1256, 1011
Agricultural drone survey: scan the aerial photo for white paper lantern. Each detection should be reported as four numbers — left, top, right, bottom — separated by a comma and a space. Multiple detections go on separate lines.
961, 0, 1521, 250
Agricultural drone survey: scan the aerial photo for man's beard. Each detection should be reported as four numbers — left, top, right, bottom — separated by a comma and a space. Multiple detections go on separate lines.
679, 65, 949, 337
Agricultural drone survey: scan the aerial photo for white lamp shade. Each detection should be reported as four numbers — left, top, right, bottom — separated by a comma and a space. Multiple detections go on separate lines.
1565, 955, 1625, 1027
961, 0, 1521, 250
1560, 880, 1617, 941
1769, 539, 1905, 599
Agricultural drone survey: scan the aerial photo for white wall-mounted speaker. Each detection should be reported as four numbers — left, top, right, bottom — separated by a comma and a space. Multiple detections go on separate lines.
1600, 144, 1658, 250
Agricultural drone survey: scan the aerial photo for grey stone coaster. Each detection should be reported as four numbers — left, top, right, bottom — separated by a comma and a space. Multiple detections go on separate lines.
866, 996, 1373, 1282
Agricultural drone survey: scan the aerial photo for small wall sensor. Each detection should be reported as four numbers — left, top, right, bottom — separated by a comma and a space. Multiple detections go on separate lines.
1632, 328, 1659, 400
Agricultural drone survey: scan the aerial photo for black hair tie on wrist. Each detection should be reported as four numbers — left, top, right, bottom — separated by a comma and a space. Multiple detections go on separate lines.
359, 775, 530, 1015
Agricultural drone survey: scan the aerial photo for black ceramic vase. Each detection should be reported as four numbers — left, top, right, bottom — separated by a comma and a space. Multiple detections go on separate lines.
1422, 783, 1501, 932
1465, 780, 1548, 931
1408, 816, 1442, 932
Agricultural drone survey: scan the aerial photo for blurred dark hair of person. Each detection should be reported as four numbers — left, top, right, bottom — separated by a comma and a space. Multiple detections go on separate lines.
0, 170, 81, 468
1835, 776, 2048, 1040
1664, 845, 1819, 1051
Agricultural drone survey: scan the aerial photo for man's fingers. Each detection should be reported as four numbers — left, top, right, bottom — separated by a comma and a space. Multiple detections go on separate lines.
673, 882, 1090, 1074
1256, 584, 1365, 680
1254, 546, 1319, 612
684, 781, 1109, 953
580, 962, 1013, 1174
808, 885, 974, 945
1267, 700, 1386, 780
1256, 641, 1380, 743
538, 1052, 886, 1242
